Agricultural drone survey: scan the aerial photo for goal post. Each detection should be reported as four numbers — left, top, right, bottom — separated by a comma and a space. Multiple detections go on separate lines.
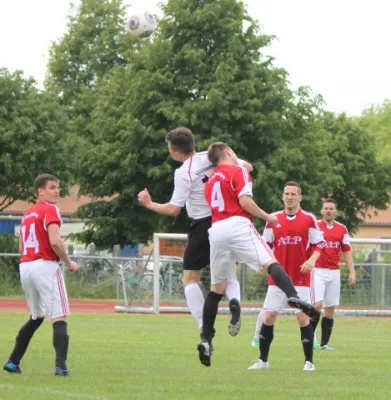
115, 235, 391, 316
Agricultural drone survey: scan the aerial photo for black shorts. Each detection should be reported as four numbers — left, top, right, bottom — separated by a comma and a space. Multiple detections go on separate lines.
183, 216, 211, 271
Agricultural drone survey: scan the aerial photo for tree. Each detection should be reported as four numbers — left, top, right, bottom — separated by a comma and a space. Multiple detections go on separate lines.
358, 100, 391, 169
45, 0, 133, 139
320, 112, 390, 232
0, 69, 74, 210
73, 0, 337, 247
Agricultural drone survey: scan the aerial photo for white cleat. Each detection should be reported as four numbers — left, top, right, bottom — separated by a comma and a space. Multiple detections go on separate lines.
248, 359, 270, 370
303, 361, 315, 372
320, 344, 335, 350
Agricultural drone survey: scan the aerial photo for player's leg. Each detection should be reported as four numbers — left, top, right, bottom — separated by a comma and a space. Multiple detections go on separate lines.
320, 270, 340, 349
251, 309, 264, 348
183, 218, 211, 331
310, 268, 327, 348
295, 287, 315, 371
37, 261, 71, 376
4, 262, 45, 374
234, 223, 320, 320
248, 286, 285, 370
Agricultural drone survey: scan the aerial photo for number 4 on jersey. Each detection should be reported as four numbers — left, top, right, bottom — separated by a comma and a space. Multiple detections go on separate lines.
21, 223, 39, 255
211, 182, 225, 211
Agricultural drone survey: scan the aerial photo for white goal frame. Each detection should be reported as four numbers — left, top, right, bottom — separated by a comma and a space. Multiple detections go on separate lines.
114, 234, 391, 316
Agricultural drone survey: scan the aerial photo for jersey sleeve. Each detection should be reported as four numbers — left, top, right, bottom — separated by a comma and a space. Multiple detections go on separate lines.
169, 168, 192, 207
308, 215, 326, 252
231, 166, 253, 197
44, 205, 62, 230
341, 226, 352, 252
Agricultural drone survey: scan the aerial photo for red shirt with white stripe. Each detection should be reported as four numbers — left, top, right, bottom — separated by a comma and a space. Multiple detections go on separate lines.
20, 202, 62, 262
263, 209, 325, 286
205, 164, 253, 223
315, 220, 351, 270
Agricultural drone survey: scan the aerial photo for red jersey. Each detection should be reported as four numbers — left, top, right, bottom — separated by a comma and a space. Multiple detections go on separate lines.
315, 220, 351, 270
20, 202, 62, 262
205, 164, 253, 223
263, 209, 325, 286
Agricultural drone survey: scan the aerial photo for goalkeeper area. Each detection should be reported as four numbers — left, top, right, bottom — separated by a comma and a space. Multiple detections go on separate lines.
1, 312, 390, 400
115, 234, 391, 316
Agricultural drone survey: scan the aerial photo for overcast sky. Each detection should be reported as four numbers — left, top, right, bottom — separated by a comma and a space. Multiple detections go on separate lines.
0, 0, 390, 116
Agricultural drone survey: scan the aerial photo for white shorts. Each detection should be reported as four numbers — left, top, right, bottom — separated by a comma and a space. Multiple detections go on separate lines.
20, 259, 69, 320
263, 285, 311, 314
311, 268, 340, 307
208, 216, 274, 284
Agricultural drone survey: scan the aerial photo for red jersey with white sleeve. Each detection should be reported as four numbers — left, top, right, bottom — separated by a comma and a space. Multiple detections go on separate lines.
20, 202, 62, 263
315, 220, 351, 270
263, 209, 325, 286
205, 164, 253, 223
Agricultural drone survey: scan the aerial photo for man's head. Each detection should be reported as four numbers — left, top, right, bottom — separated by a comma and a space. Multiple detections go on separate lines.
165, 127, 195, 161
321, 198, 338, 223
207, 142, 238, 166
282, 181, 302, 213
34, 174, 60, 204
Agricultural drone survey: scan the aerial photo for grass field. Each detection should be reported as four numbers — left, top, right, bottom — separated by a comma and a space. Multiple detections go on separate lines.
1, 312, 390, 400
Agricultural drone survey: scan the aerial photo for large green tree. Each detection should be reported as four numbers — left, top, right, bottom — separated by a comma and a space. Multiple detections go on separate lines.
72, 0, 338, 247
320, 112, 390, 231
0, 69, 74, 209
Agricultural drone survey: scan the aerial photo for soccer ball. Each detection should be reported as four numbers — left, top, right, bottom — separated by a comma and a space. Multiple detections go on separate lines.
127, 11, 157, 39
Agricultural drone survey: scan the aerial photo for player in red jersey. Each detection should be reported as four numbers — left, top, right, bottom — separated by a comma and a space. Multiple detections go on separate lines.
197, 142, 320, 367
311, 198, 356, 350
3, 174, 79, 376
248, 182, 325, 372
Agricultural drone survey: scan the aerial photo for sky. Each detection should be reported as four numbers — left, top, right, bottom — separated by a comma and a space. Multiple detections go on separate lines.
0, 0, 390, 116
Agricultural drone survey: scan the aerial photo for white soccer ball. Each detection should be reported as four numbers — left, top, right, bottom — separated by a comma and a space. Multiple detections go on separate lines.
127, 11, 157, 39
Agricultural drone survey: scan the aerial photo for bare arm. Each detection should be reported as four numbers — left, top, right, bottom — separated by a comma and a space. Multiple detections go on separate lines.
19, 236, 23, 256
344, 250, 356, 285
138, 189, 181, 217
300, 250, 322, 273
48, 224, 79, 272
239, 195, 276, 224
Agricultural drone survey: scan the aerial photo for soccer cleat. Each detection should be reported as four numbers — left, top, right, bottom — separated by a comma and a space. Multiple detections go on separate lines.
251, 338, 259, 348
197, 339, 212, 367
248, 359, 270, 370
287, 297, 321, 321
313, 341, 320, 349
303, 361, 315, 371
3, 360, 22, 374
55, 367, 71, 376
228, 298, 241, 336
320, 344, 335, 350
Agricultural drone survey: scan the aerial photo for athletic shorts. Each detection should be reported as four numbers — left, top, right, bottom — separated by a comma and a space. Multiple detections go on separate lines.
20, 259, 69, 320
183, 216, 212, 270
208, 216, 274, 284
311, 268, 341, 307
263, 285, 311, 314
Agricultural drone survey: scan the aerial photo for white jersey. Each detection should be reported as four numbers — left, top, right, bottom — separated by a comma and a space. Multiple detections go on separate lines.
170, 152, 215, 219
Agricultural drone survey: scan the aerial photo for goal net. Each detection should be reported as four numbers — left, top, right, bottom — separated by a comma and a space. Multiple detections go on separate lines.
115, 234, 391, 316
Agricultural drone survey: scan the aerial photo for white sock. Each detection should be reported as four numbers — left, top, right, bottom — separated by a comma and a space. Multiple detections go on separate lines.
225, 279, 241, 301
254, 309, 264, 339
184, 283, 204, 329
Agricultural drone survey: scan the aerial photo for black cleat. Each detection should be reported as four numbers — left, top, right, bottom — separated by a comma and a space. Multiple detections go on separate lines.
228, 298, 241, 336
287, 297, 320, 321
197, 339, 212, 367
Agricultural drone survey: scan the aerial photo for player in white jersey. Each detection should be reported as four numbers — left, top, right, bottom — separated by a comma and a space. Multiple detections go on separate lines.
138, 127, 252, 333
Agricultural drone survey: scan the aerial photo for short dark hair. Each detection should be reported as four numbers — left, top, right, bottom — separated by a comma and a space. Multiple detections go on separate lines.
207, 142, 229, 165
284, 181, 302, 195
34, 174, 59, 195
165, 127, 195, 154
323, 198, 337, 207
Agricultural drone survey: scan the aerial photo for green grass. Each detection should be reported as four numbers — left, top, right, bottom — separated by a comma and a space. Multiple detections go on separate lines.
1, 313, 390, 400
